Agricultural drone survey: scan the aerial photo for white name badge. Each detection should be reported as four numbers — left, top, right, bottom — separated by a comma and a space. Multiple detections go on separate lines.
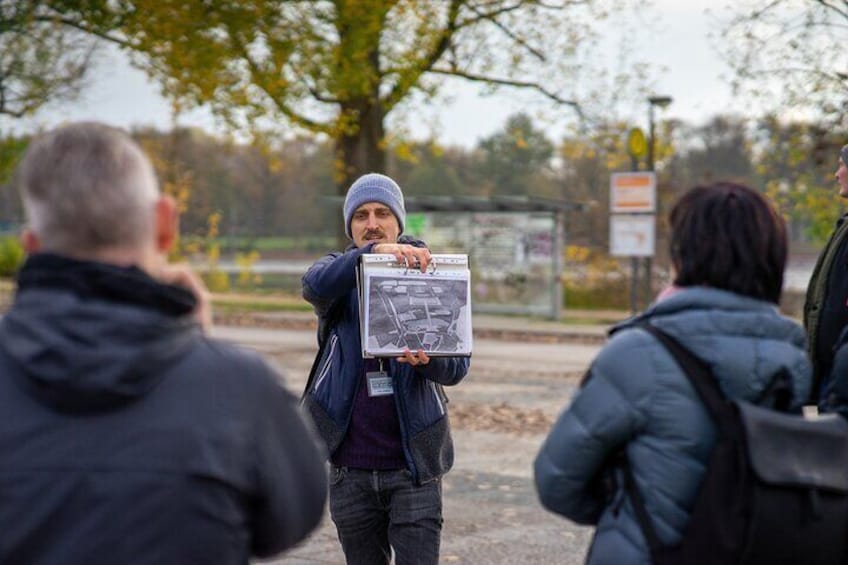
366, 371, 394, 397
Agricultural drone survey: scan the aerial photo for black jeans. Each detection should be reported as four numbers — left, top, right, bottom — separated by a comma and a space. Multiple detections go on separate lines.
329, 465, 443, 565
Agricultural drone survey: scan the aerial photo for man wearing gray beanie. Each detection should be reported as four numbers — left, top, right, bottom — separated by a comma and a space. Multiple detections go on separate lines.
302, 173, 470, 565
805, 144, 848, 407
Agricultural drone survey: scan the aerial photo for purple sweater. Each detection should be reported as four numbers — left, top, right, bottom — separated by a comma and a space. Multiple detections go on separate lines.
331, 359, 406, 470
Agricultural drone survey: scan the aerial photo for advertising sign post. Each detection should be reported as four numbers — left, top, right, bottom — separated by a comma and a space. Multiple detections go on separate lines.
610, 171, 656, 313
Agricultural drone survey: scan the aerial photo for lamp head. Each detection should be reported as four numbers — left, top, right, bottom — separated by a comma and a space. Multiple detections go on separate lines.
648, 95, 673, 108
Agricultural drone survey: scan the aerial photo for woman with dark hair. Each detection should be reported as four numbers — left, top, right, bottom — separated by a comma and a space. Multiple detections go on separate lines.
534, 182, 811, 564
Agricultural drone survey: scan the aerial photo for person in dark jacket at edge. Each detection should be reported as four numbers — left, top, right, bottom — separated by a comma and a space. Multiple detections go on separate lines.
301, 173, 470, 565
0, 121, 328, 564
804, 144, 848, 407
533, 182, 811, 564
815, 149, 848, 417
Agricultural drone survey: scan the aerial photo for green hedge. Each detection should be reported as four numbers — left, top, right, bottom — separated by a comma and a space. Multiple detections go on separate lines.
0, 236, 24, 278
564, 279, 631, 310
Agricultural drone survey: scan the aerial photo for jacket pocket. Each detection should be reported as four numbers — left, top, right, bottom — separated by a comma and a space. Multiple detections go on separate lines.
408, 415, 453, 484
330, 465, 347, 486
303, 394, 345, 454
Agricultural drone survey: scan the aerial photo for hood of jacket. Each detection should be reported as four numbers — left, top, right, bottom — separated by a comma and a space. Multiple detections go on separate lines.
0, 253, 200, 413
613, 286, 811, 406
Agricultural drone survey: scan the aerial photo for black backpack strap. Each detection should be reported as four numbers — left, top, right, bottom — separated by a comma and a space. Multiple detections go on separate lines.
640, 324, 734, 430
621, 457, 665, 551
755, 367, 794, 412
626, 324, 799, 555
620, 323, 735, 552
301, 302, 342, 403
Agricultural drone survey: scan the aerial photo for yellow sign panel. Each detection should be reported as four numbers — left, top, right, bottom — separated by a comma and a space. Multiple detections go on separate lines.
610, 172, 656, 213
627, 127, 647, 159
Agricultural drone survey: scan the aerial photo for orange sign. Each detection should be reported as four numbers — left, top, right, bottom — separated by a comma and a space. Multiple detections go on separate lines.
610, 172, 656, 213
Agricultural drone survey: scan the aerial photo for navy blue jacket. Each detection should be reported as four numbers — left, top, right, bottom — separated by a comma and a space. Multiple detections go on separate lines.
0, 254, 327, 564
301, 238, 469, 484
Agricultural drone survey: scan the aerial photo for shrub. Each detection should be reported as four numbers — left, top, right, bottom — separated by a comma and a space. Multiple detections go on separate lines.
0, 236, 24, 278
203, 269, 231, 293
563, 244, 634, 310
235, 250, 262, 288
563, 278, 631, 310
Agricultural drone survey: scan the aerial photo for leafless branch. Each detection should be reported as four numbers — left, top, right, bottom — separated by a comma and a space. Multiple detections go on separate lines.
428, 65, 583, 118
381, 0, 464, 111
227, 31, 334, 134
31, 15, 135, 50
464, 2, 546, 61
743, 0, 788, 21
454, 1, 525, 28
813, 0, 848, 22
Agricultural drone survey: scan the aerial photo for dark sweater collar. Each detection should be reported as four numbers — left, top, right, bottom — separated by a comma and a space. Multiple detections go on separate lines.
16, 253, 197, 318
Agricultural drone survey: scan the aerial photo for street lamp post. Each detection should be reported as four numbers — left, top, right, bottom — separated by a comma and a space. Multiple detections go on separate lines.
645, 95, 672, 307
647, 95, 672, 172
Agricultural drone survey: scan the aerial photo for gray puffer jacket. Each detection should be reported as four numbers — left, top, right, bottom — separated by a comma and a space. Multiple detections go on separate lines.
534, 286, 811, 565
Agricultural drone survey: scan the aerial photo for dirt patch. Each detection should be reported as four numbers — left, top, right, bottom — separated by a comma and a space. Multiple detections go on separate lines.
450, 401, 554, 436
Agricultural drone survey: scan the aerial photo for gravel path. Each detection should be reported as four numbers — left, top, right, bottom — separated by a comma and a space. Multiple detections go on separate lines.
211, 325, 601, 565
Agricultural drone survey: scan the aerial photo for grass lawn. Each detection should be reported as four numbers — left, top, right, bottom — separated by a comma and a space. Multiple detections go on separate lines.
0, 277, 625, 327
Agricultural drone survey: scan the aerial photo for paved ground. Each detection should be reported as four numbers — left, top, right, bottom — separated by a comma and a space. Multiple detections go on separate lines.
211, 320, 609, 565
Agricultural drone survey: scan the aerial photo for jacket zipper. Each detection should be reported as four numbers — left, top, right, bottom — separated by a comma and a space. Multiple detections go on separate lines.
430, 381, 445, 416
313, 334, 338, 392
392, 362, 419, 483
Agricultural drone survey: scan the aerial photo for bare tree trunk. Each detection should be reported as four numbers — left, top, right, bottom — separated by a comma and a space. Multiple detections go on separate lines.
333, 98, 387, 248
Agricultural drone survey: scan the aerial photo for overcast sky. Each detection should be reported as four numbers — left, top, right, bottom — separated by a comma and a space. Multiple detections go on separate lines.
7, 0, 751, 147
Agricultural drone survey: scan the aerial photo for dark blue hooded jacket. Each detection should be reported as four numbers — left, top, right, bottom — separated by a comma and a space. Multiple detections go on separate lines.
0, 254, 327, 564
301, 238, 469, 484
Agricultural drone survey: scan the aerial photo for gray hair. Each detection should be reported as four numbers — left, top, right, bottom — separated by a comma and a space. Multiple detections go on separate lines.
16, 122, 160, 254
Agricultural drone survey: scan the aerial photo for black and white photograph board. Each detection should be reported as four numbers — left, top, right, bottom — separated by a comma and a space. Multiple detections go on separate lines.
357, 254, 472, 358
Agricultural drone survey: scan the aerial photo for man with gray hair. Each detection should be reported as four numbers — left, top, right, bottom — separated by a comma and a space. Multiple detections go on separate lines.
0, 121, 327, 564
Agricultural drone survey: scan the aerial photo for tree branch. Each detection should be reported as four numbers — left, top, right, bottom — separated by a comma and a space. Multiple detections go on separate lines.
455, 1, 525, 28
32, 14, 136, 50
428, 66, 583, 118
305, 82, 341, 105
455, 0, 590, 30
813, 0, 848, 22
742, 0, 787, 22
463, 1, 547, 61
381, 0, 464, 111
227, 32, 334, 134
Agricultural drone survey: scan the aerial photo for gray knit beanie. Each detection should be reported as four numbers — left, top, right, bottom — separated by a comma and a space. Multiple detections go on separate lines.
343, 173, 406, 238
841, 144, 848, 167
